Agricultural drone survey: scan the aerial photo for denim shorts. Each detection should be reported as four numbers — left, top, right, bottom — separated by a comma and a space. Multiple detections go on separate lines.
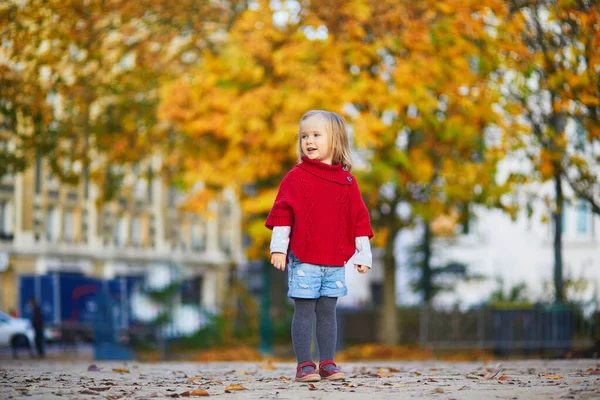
287, 251, 347, 299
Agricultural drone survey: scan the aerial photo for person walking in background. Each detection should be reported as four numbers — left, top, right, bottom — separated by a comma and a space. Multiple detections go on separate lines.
29, 298, 45, 358
266, 110, 373, 382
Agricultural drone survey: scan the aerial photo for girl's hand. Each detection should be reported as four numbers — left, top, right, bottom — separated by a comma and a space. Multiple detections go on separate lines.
271, 252, 287, 271
355, 264, 369, 274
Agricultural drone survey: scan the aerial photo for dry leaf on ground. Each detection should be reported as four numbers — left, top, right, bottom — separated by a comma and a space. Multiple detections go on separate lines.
225, 384, 247, 391
112, 368, 130, 374
542, 373, 563, 379
483, 367, 503, 380
260, 362, 276, 370
190, 388, 210, 396
80, 389, 100, 395
308, 383, 318, 391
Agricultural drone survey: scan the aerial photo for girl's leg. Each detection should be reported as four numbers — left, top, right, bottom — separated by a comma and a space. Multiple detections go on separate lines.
315, 296, 338, 362
292, 298, 317, 366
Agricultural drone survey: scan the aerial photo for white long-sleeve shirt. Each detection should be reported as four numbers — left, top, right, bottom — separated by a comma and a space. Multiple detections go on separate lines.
270, 226, 372, 268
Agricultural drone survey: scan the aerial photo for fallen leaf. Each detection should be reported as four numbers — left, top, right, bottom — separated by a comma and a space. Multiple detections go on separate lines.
543, 373, 563, 379
483, 367, 502, 380
224, 384, 247, 391
498, 376, 511, 381
187, 376, 204, 383
279, 376, 291, 381
430, 368, 439, 371
88, 386, 111, 391
190, 388, 209, 396
308, 383, 318, 391
112, 368, 130, 374
433, 388, 444, 393
260, 362, 276, 371
413, 371, 422, 376
376, 373, 395, 378
390, 368, 402, 373
80, 389, 100, 395
87, 364, 100, 372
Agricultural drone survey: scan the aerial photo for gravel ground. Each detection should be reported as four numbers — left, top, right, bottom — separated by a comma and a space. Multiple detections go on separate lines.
1, 359, 599, 399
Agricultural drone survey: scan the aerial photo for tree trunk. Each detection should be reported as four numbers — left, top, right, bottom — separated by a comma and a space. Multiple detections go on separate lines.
553, 172, 565, 303
422, 222, 433, 304
379, 227, 399, 345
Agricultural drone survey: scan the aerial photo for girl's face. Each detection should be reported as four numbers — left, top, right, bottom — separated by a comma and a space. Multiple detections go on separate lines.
300, 114, 332, 165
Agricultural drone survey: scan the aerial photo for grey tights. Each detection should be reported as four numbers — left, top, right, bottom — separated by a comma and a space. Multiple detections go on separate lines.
291, 297, 338, 368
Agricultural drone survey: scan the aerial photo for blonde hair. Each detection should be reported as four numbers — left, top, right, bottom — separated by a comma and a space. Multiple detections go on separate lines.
297, 110, 353, 171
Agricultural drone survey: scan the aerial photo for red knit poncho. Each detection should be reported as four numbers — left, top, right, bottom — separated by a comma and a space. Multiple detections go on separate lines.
265, 156, 373, 266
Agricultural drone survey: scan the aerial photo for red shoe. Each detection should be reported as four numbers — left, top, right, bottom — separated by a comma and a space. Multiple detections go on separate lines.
295, 361, 321, 382
319, 360, 345, 380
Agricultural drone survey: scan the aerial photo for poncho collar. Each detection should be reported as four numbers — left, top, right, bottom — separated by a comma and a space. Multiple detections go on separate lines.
296, 156, 352, 185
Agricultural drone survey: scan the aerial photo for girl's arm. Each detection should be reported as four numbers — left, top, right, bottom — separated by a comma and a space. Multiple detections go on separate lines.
353, 236, 372, 268
270, 226, 291, 254
270, 226, 290, 271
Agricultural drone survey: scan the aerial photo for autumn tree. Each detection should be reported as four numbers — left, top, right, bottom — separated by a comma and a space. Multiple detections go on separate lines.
499, 0, 600, 303
0, 0, 246, 197
159, 1, 350, 257
301, 0, 521, 344
160, 0, 522, 346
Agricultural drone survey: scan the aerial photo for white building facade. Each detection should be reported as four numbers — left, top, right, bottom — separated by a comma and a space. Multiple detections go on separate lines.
0, 155, 245, 331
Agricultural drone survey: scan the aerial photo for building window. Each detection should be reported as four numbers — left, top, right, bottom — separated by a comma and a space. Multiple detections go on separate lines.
146, 167, 153, 204
131, 216, 142, 247
575, 121, 586, 152
35, 154, 42, 194
181, 276, 203, 305
168, 185, 176, 208
46, 207, 59, 242
113, 216, 128, 247
0, 200, 13, 240
576, 200, 590, 234
133, 179, 146, 201
63, 209, 74, 243
191, 221, 206, 251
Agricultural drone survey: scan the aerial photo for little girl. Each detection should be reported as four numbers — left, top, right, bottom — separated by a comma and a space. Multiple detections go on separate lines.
266, 110, 373, 382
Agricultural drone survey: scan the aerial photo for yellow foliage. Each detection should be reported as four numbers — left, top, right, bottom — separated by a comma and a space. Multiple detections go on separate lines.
193, 347, 264, 362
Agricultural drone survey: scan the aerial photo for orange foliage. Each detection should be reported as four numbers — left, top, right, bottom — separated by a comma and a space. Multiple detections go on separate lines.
193, 347, 265, 362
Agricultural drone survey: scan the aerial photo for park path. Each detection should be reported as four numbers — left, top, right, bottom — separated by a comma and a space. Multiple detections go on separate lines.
1, 359, 599, 399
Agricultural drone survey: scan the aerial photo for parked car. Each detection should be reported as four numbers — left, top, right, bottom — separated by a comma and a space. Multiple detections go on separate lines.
0, 311, 61, 349
0, 311, 34, 350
